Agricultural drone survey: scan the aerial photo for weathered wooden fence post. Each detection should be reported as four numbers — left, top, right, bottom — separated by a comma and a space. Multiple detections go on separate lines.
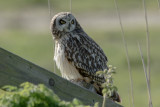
0, 47, 122, 107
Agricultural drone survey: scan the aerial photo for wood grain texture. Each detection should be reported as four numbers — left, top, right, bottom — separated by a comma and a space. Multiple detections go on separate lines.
0, 47, 122, 107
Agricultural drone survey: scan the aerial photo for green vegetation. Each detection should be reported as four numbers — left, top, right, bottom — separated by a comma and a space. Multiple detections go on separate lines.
0, 82, 88, 107
96, 65, 118, 99
96, 65, 119, 107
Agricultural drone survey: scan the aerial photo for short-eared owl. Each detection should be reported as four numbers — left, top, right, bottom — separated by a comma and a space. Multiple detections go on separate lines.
50, 12, 120, 102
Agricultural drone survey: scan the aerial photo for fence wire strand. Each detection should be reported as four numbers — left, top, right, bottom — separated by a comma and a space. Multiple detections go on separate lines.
142, 0, 151, 93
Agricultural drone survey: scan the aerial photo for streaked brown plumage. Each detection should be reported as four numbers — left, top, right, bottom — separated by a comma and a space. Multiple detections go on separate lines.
50, 12, 120, 102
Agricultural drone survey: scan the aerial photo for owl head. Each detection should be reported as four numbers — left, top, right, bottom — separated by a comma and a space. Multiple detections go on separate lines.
51, 12, 81, 39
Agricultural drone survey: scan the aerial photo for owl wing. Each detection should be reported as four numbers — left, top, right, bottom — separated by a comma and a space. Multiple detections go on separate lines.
64, 31, 108, 83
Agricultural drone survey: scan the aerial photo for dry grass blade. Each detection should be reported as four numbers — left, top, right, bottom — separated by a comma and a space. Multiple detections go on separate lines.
53, 43, 56, 73
157, 0, 160, 9
48, 0, 56, 73
102, 94, 107, 107
114, 0, 134, 107
128, 87, 131, 107
138, 42, 153, 107
142, 0, 151, 88
48, 0, 52, 20
70, 0, 72, 13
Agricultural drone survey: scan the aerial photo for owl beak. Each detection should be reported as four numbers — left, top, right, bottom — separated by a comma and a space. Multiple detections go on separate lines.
68, 23, 71, 30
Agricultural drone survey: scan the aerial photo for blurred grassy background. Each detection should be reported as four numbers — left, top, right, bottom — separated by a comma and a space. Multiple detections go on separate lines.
0, 0, 160, 107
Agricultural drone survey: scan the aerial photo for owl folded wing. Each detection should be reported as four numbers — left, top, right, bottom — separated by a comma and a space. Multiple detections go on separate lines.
64, 32, 108, 82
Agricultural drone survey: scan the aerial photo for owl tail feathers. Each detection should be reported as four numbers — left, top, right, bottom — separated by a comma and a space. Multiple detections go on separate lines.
110, 91, 121, 103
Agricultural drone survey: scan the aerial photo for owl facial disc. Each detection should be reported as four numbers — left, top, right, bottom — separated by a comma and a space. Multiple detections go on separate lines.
51, 12, 76, 33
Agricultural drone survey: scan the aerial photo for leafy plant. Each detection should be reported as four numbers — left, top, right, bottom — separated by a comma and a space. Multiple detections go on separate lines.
0, 82, 88, 107
97, 65, 118, 97
96, 65, 118, 107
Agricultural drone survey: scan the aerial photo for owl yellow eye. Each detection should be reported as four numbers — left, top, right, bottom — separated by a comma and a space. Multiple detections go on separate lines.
71, 20, 74, 24
59, 19, 66, 24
